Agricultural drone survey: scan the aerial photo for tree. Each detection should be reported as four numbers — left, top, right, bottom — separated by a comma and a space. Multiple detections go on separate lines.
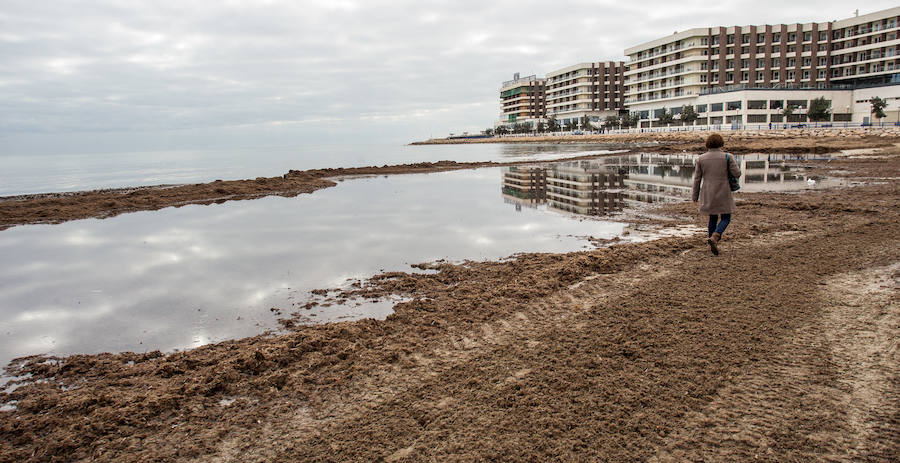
782, 104, 796, 121
495, 125, 508, 135
546, 116, 560, 132
680, 105, 699, 126
620, 113, 638, 128
656, 107, 675, 126
604, 115, 620, 129
580, 115, 593, 131
870, 96, 887, 121
483, 128, 494, 136
807, 97, 832, 122
563, 120, 576, 131
536, 121, 547, 133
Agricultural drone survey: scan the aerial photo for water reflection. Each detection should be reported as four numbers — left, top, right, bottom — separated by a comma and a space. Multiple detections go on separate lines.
0, 168, 626, 370
502, 153, 841, 215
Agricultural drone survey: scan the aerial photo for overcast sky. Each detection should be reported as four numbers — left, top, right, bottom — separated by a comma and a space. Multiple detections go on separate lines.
1, 1, 896, 154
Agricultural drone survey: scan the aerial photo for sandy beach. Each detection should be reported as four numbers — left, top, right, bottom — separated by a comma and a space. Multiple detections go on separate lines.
1, 136, 898, 462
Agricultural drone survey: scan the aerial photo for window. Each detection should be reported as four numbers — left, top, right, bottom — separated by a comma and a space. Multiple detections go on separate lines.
757, 58, 765, 68
742, 34, 750, 44
803, 57, 811, 67
787, 70, 795, 80
748, 114, 767, 123
712, 61, 719, 70
748, 100, 766, 109
818, 57, 827, 66
769, 100, 784, 109
696, 104, 707, 113
803, 31, 812, 42
727, 34, 735, 44
727, 101, 742, 110
726, 47, 734, 55
772, 70, 780, 80
726, 72, 734, 81
742, 71, 749, 81
757, 46, 765, 54
757, 33, 765, 43
757, 71, 764, 80
802, 70, 810, 80
772, 58, 781, 67
711, 103, 723, 112
818, 70, 826, 79
742, 47, 749, 54
700, 74, 708, 83
712, 36, 720, 45
788, 32, 797, 42
712, 72, 719, 81
701, 37, 708, 45
803, 45, 811, 52
819, 31, 827, 41
741, 59, 749, 69
787, 99, 807, 109
773, 33, 781, 42
787, 58, 796, 67
727, 60, 734, 69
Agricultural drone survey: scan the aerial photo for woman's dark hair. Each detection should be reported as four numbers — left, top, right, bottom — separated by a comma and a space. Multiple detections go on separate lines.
705, 133, 725, 149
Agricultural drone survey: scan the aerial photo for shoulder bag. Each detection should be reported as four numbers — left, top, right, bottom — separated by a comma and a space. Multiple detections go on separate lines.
725, 153, 740, 191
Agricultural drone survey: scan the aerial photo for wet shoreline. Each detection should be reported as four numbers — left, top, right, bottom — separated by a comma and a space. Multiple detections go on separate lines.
2, 135, 896, 231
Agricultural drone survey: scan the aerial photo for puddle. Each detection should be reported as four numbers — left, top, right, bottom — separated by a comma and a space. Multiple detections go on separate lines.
0, 168, 626, 370
0, 153, 843, 373
502, 153, 846, 213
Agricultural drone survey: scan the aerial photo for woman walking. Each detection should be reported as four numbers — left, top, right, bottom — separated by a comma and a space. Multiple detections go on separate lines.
692, 133, 741, 255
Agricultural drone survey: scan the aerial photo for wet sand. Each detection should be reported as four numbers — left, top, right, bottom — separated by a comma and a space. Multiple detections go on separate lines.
2, 135, 897, 231
1, 141, 899, 462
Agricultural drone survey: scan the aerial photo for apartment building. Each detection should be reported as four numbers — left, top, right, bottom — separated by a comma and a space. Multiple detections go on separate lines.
830, 9, 900, 86
545, 62, 626, 128
498, 73, 546, 127
623, 6, 900, 126
496, 7, 900, 130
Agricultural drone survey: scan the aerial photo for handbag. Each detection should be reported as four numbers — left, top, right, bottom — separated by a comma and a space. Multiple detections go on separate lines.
725, 153, 740, 191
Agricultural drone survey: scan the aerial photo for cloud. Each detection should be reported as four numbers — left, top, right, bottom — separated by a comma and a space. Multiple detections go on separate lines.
0, 0, 896, 152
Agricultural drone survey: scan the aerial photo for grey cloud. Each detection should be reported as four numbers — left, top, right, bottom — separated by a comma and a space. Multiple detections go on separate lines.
1, 0, 897, 151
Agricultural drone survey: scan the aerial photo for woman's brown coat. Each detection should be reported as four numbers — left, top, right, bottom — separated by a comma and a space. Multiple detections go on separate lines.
691, 149, 741, 215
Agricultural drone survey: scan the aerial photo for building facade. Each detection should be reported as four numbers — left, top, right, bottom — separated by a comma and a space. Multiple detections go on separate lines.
622, 6, 900, 126
545, 62, 626, 128
498, 73, 546, 128
497, 7, 900, 130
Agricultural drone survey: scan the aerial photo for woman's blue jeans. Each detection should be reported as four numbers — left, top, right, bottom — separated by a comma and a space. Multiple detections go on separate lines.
708, 214, 731, 237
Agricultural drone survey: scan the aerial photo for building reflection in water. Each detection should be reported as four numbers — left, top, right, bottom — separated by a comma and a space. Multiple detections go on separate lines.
501, 153, 834, 216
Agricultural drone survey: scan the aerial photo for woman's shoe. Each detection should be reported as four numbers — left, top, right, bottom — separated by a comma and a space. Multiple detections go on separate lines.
707, 232, 721, 256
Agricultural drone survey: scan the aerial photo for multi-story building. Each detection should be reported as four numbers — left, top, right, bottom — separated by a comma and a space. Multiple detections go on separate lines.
495, 6, 900, 130
498, 73, 546, 128
544, 62, 626, 128
623, 6, 900, 126
830, 9, 900, 87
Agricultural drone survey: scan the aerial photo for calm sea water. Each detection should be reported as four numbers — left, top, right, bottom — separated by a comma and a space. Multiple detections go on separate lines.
0, 142, 631, 196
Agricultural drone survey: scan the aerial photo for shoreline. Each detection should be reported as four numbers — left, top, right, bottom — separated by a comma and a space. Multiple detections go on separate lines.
411, 127, 900, 145
2, 135, 899, 231
1, 145, 897, 461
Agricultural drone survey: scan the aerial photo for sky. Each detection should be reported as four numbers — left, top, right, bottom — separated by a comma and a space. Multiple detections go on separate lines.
1, 0, 897, 154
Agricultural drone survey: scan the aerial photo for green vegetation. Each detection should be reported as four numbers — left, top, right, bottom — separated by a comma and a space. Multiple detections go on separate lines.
807, 97, 832, 122
870, 96, 887, 120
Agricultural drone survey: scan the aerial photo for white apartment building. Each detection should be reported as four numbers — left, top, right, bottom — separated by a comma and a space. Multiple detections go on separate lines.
622, 6, 900, 127
545, 62, 625, 128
